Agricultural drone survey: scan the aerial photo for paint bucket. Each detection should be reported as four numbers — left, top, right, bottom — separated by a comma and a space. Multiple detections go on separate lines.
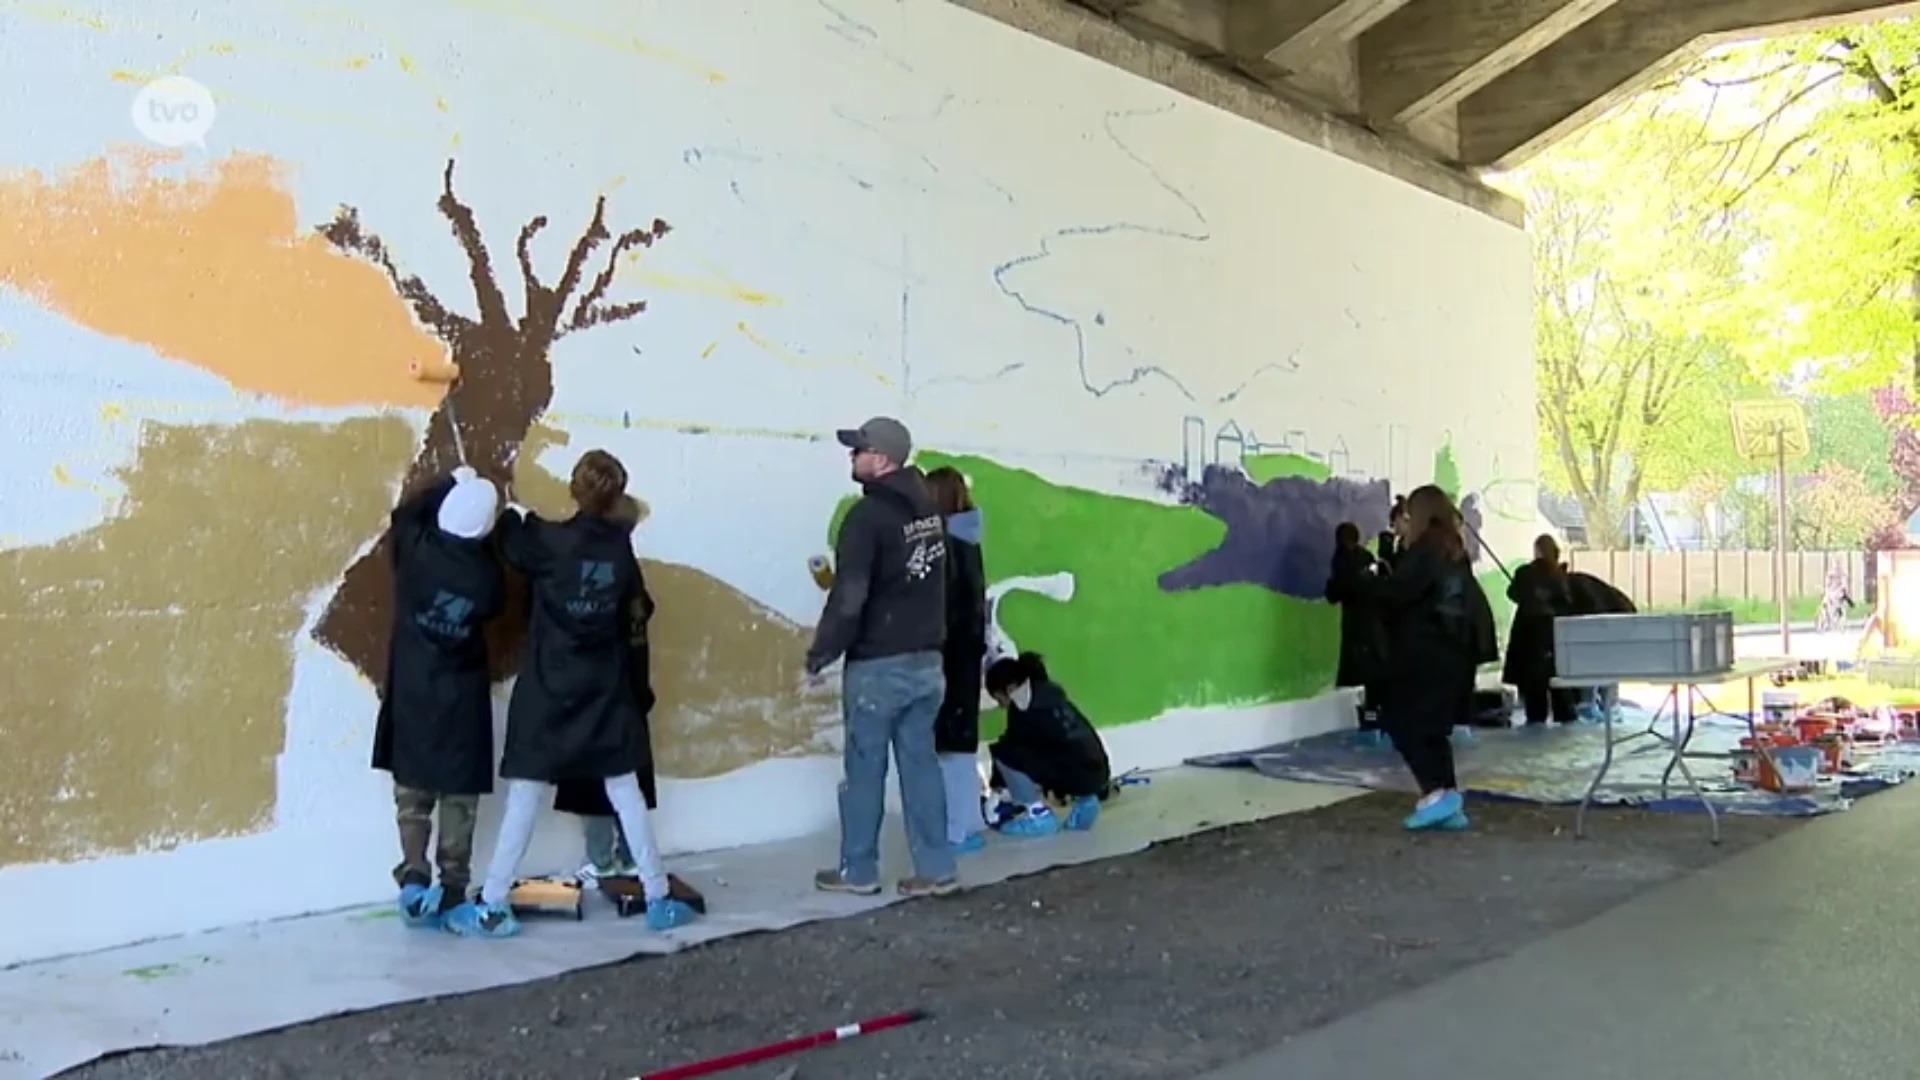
1794, 715, 1835, 743
1729, 748, 1758, 785
1811, 734, 1848, 774
1761, 690, 1797, 725
1759, 746, 1822, 793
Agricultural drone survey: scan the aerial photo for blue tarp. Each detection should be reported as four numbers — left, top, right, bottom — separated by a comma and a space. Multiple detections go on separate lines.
1188, 703, 1920, 817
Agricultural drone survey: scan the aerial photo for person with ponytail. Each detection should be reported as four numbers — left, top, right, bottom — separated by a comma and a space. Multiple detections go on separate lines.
982, 652, 1111, 837
1360, 484, 1478, 831
447, 450, 699, 939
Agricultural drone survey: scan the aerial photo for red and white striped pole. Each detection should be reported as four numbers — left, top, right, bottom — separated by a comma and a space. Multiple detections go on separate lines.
635, 1009, 929, 1080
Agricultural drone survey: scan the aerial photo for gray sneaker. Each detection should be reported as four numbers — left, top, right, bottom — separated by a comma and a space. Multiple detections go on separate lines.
897, 876, 960, 898
813, 868, 882, 896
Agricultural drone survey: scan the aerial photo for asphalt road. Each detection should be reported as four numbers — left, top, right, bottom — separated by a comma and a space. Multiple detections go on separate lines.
69, 793, 1793, 1080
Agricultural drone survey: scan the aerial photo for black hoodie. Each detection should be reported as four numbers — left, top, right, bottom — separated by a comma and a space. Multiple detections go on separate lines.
806, 467, 948, 673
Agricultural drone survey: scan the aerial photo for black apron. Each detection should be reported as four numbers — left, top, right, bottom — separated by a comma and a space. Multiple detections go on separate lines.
1325, 545, 1387, 689
496, 511, 646, 784
1501, 560, 1570, 688
934, 536, 988, 754
555, 565, 660, 814
370, 477, 505, 795
990, 681, 1112, 799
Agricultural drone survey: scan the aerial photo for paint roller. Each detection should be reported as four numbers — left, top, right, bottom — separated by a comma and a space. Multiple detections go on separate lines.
410, 359, 467, 468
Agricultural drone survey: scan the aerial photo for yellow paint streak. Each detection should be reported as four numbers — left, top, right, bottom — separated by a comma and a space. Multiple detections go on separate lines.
700, 342, 717, 359
0, 415, 414, 866
627, 261, 781, 307
448, 0, 727, 84
0, 151, 446, 408
734, 322, 894, 386
49, 464, 110, 498
543, 411, 820, 443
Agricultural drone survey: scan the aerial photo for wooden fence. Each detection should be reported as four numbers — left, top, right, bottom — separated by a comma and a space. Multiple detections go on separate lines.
1563, 549, 1863, 610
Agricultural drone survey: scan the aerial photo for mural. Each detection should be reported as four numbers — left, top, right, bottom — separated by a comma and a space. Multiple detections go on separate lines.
0, 0, 1532, 904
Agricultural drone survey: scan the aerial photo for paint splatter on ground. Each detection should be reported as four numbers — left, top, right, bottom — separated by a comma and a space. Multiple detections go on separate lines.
70, 794, 1791, 1080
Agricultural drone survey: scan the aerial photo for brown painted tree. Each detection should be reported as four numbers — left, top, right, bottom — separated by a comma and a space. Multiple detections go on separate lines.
311, 159, 669, 688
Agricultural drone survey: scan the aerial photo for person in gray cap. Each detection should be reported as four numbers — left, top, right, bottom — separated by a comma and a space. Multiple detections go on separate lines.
806, 416, 959, 897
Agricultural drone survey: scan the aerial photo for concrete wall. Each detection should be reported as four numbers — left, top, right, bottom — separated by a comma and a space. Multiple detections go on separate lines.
0, 0, 1533, 966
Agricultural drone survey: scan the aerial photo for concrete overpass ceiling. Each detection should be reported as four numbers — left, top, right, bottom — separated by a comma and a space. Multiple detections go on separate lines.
1047, 0, 1917, 193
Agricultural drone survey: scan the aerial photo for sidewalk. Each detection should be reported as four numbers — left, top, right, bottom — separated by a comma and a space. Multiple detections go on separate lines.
1198, 779, 1920, 1080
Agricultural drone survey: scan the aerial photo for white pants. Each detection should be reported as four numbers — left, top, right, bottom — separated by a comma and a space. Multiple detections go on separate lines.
480, 774, 667, 905
938, 753, 986, 844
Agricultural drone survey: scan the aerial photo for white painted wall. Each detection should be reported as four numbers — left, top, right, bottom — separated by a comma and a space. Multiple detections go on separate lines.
0, 0, 1532, 967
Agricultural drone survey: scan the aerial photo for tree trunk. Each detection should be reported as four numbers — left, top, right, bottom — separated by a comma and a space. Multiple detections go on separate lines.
311, 340, 553, 692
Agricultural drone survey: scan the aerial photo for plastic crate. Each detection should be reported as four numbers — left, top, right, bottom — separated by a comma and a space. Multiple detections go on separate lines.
1552, 611, 1736, 680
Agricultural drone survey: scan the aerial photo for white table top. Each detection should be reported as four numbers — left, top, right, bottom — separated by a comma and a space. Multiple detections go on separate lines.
1550, 657, 1799, 690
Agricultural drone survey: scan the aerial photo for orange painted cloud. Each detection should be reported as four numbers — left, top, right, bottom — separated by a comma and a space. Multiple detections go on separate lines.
0, 150, 445, 408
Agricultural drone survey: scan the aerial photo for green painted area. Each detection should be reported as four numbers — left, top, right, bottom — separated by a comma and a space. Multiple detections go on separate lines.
1433, 440, 1461, 500
814, 447, 1511, 731
1244, 452, 1331, 484
123, 963, 182, 981
350, 906, 402, 922
918, 453, 1336, 728
122, 956, 210, 980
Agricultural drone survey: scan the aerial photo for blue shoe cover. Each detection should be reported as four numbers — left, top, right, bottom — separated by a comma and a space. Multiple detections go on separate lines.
1064, 796, 1100, 831
1436, 810, 1470, 831
398, 883, 443, 929
645, 898, 700, 931
1001, 807, 1059, 837
442, 900, 519, 939
1450, 726, 1477, 745
1403, 790, 1464, 831
951, 831, 987, 855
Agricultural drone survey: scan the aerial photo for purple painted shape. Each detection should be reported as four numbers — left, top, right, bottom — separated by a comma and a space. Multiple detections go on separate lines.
1157, 465, 1392, 599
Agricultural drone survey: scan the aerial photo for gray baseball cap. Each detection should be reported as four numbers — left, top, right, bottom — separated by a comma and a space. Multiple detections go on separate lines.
836, 417, 912, 464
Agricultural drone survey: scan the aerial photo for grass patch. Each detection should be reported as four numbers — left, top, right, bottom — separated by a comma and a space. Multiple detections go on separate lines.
1649, 593, 1825, 626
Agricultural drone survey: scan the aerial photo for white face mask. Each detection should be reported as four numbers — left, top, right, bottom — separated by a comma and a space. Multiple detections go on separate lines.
1009, 683, 1033, 711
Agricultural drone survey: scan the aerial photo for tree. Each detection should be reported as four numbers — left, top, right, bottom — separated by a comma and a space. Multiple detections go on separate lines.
1523, 99, 1760, 547
310, 160, 669, 688
1670, 27, 1920, 391
1792, 461, 1894, 547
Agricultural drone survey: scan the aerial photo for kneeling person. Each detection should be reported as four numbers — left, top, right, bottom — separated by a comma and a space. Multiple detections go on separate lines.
984, 653, 1111, 836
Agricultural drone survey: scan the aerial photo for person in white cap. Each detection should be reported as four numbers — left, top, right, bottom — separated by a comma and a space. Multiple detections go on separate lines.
371, 465, 507, 929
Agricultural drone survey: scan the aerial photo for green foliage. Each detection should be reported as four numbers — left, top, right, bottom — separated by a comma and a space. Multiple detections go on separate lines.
1521, 98, 1763, 545
1520, 28, 1920, 544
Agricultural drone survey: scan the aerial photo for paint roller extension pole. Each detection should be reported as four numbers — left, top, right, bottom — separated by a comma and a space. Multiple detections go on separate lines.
410, 360, 467, 467
636, 1009, 929, 1080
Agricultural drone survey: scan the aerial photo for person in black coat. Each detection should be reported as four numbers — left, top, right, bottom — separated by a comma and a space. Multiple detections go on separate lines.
1359, 485, 1478, 832
1567, 568, 1635, 718
371, 465, 506, 927
983, 653, 1112, 837
1325, 521, 1388, 741
448, 450, 700, 940
553, 494, 659, 877
925, 467, 990, 855
1502, 534, 1578, 726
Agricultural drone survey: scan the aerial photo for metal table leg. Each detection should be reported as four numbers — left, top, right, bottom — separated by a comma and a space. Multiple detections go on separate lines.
1661, 686, 1722, 844
1579, 683, 1676, 840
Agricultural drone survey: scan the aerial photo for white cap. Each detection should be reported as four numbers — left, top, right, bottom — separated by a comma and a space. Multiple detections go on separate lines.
437, 470, 500, 540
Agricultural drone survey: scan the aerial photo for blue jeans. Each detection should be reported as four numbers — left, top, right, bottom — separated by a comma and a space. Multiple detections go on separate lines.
838, 651, 956, 885
583, 816, 632, 869
998, 763, 1044, 805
